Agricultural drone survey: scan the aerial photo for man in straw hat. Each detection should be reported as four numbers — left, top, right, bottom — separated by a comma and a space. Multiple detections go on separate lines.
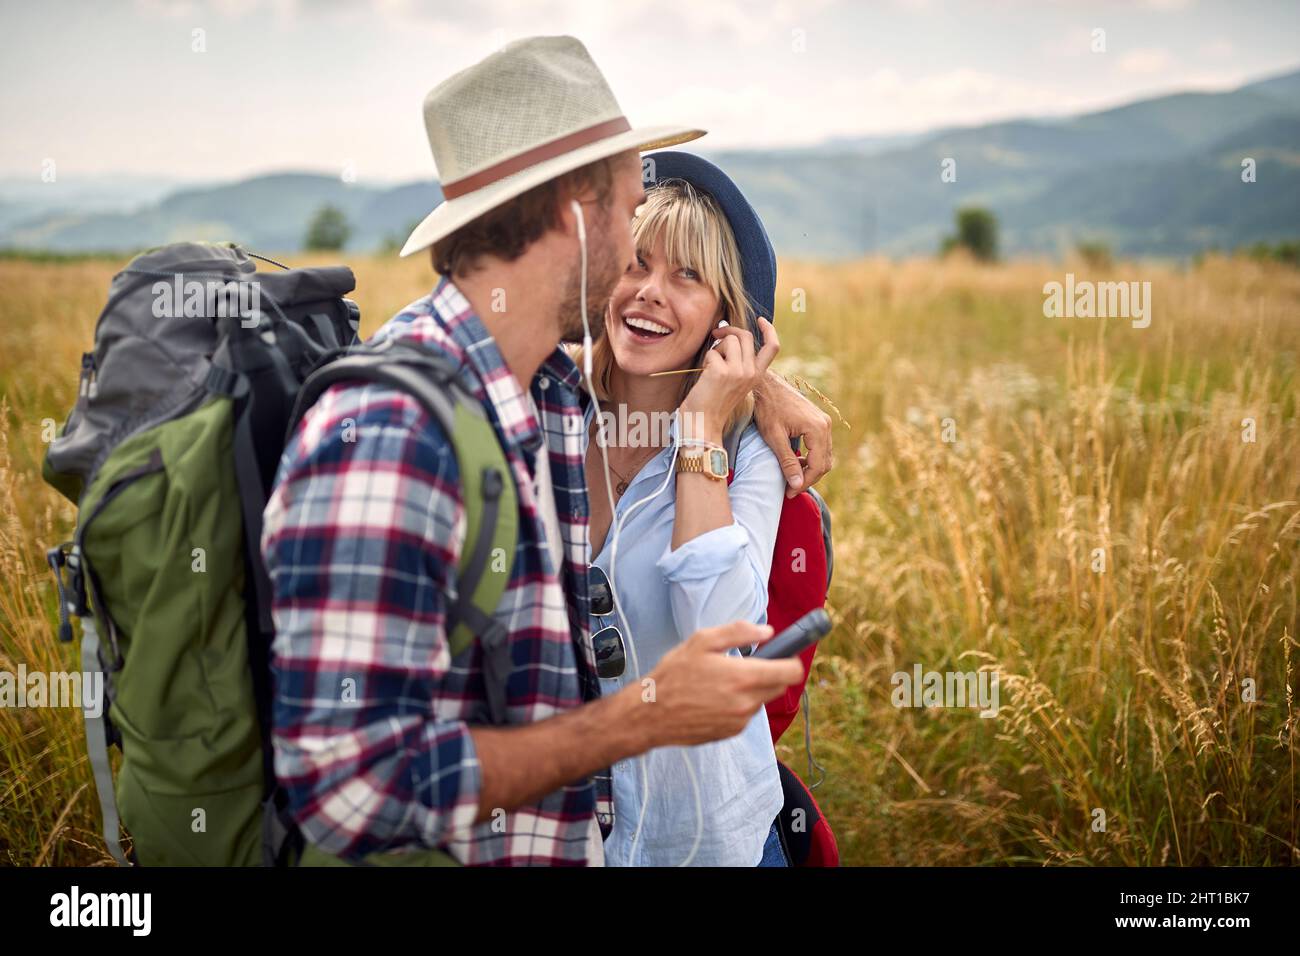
261, 35, 833, 866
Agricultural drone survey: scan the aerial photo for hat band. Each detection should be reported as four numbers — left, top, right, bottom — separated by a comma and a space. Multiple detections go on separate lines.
439, 116, 632, 200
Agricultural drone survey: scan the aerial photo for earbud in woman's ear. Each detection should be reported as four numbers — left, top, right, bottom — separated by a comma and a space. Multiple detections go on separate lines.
708, 319, 728, 351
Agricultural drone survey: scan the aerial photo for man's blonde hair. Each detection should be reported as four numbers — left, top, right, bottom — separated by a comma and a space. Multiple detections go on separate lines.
573, 178, 758, 436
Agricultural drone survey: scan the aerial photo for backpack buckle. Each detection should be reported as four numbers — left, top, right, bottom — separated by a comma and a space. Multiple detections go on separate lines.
478, 619, 513, 726
46, 542, 87, 643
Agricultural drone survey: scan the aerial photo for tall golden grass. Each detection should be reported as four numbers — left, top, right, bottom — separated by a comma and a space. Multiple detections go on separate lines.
1, 251, 1296, 865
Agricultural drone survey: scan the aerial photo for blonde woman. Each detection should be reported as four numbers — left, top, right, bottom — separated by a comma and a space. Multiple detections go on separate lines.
574, 152, 790, 866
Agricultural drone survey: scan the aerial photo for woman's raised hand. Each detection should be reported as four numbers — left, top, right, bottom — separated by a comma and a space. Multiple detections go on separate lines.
679, 315, 780, 440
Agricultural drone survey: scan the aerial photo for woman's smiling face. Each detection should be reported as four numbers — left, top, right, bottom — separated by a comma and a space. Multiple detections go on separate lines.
607, 239, 721, 377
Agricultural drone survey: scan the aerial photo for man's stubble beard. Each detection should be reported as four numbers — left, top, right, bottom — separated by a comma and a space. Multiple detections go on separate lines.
557, 215, 621, 346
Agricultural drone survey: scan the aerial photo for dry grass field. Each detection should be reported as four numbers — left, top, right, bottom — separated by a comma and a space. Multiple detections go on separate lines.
2, 250, 1297, 866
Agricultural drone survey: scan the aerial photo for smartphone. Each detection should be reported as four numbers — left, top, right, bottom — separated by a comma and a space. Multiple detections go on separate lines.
751, 608, 832, 660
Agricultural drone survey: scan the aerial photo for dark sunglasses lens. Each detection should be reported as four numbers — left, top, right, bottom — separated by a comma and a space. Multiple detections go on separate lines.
588, 567, 614, 617
591, 625, 625, 679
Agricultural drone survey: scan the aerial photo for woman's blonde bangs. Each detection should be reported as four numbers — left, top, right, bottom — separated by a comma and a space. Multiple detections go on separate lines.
632, 181, 748, 327
572, 177, 759, 434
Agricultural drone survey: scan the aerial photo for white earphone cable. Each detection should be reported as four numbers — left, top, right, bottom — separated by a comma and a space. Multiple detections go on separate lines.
570, 200, 703, 866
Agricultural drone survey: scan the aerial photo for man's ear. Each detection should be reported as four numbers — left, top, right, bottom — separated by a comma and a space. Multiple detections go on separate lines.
555, 192, 578, 237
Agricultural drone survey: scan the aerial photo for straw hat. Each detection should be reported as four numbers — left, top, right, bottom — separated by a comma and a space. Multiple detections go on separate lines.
400, 35, 706, 258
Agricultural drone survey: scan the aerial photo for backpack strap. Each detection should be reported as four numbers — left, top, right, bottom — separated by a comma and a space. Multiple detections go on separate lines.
79, 613, 131, 866
722, 412, 748, 467
806, 486, 834, 589
286, 339, 518, 721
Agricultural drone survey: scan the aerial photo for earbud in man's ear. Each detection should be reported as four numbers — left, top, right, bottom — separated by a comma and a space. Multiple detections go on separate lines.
570, 199, 585, 241
570, 197, 592, 378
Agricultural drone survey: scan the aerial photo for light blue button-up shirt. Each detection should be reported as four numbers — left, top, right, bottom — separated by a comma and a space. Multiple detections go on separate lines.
585, 406, 786, 866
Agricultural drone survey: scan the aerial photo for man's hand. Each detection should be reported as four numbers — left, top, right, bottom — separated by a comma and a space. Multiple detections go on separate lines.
468, 620, 802, 821
754, 368, 834, 498
636, 621, 804, 747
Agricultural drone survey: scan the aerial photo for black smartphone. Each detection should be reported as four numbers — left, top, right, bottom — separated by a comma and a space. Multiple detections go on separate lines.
751, 608, 831, 660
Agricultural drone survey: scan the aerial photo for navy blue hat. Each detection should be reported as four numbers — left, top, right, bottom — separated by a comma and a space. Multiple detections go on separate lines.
642, 150, 777, 325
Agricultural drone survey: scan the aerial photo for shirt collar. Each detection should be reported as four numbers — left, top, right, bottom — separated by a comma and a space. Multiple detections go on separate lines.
540, 345, 583, 392
430, 275, 581, 458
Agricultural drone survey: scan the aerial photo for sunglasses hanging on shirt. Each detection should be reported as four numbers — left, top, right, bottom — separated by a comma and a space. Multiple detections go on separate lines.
588, 563, 626, 679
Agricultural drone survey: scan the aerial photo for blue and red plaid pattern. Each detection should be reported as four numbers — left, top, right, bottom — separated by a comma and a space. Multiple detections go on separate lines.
261, 275, 610, 866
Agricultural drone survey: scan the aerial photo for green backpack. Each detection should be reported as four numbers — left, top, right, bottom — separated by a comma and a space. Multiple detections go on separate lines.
43, 242, 517, 867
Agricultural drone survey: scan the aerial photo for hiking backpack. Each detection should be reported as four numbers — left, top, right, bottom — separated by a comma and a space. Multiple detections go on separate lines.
43, 242, 519, 867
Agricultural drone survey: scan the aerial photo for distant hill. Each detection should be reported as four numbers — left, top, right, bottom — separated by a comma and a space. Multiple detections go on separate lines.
0, 173, 442, 254
705, 69, 1300, 258
2, 67, 1297, 259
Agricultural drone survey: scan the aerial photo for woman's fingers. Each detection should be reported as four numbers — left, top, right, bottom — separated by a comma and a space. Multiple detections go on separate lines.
714, 330, 743, 366
711, 324, 753, 350
712, 324, 759, 378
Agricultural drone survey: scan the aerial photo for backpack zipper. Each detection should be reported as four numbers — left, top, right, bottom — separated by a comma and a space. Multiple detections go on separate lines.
55, 448, 167, 668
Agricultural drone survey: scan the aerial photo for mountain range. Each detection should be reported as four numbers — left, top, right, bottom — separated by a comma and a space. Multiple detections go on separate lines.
3, 67, 1298, 260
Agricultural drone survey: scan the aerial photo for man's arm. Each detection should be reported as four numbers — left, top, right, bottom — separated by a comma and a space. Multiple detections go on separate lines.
468, 620, 801, 821
753, 369, 835, 498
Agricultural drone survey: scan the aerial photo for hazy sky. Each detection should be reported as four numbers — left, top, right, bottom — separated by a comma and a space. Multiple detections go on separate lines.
1, 0, 1297, 184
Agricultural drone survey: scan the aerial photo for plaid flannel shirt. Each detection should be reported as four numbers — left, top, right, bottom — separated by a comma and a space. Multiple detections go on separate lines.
261, 275, 611, 866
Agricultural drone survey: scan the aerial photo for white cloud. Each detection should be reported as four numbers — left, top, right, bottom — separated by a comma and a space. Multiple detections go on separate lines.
893, 69, 1094, 126
639, 66, 1100, 149
133, 0, 199, 17
1117, 47, 1176, 75
1045, 26, 1098, 58
1177, 70, 1251, 90
134, 0, 304, 22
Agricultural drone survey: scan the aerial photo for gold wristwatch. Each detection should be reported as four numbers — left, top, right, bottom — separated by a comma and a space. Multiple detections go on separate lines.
676, 443, 728, 480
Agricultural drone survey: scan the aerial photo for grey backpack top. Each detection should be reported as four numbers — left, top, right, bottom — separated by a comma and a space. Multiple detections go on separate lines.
45, 242, 357, 502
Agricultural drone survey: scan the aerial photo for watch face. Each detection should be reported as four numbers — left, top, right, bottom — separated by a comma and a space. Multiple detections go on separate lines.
709, 449, 727, 475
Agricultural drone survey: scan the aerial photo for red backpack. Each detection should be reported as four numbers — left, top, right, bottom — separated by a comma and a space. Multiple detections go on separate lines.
725, 427, 839, 867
